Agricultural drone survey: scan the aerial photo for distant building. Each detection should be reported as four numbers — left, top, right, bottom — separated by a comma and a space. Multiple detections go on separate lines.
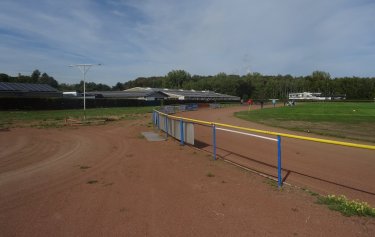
0, 82, 61, 98
289, 92, 346, 101
289, 92, 329, 101
0, 83, 240, 102
125, 87, 240, 101
92, 90, 168, 101
62, 91, 78, 97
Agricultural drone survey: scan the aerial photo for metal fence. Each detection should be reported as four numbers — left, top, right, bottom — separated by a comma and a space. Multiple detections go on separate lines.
152, 109, 375, 188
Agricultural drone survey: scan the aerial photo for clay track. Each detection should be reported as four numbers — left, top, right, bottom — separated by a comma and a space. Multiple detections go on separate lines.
1, 113, 375, 236
178, 105, 375, 205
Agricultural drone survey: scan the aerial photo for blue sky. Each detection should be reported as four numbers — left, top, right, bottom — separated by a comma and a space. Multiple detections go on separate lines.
1, 0, 375, 85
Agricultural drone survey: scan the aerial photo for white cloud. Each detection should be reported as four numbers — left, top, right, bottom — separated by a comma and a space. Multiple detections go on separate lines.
0, 0, 374, 85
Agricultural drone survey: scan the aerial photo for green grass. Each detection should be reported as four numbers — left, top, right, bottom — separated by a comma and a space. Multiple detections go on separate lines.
0, 106, 155, 127
317, 194, 375, 217
264, 179, 282, 190
301, 187, 319, 197
236, 102, 375, 124
206, 172, 215, 177
235, 102, 375, 142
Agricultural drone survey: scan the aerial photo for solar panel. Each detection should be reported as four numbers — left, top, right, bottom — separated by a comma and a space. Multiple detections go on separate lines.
0, 82, 14, 91
124, 87, 240, 100
28, 84, 39, 91
0, 82, 58, 92
94, 91, 160, 98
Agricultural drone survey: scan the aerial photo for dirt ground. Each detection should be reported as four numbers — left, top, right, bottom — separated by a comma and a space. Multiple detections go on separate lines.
0, 108, 374, 236
181, 105, 375, 205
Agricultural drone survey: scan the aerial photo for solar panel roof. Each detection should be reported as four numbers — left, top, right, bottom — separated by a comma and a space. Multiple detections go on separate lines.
0, 82, 58, 92
124, 87, 239, 99
93, 91, 168, 98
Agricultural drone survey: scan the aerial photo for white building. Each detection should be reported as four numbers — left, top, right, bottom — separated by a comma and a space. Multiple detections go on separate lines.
288, 92, 330, 100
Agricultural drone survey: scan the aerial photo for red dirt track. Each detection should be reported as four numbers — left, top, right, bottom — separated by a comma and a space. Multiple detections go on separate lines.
181, 105, 375, 205
0, 109, 374, 236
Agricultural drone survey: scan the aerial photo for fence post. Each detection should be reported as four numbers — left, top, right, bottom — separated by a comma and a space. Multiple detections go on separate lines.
212, 123, 216, 160
165, 115, 168, 138
180, 119, 184, 145
157, 113, 160, 129
277, 135, 282, 187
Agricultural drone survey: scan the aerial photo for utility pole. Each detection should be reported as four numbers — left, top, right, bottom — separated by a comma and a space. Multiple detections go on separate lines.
69, 64, 101, 119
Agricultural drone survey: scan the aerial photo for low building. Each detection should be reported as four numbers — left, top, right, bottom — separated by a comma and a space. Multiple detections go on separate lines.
288, 92, 346, 101
62, 91, 78, 97
92, 90, 168, 101
289, 92, 329, 100
0, 82, 61, 98
125, 87, 240, 101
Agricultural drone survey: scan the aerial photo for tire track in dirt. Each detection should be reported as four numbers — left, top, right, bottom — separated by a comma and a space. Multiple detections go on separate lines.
0, 121, 139, 212
0, 121, 140, 237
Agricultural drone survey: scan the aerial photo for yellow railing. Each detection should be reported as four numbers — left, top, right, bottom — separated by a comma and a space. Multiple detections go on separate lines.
155, 110, 375, 150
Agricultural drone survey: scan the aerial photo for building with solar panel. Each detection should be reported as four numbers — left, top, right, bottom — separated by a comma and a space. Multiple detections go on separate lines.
92, 90, 168, 101
0, 82, 62, 98
123, 87, 240, 102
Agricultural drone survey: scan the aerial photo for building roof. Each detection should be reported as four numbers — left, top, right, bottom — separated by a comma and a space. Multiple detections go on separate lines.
0, 82, 59, 92
0, 82, 62, 98
92, 90, 168, 99
125, 87, 239, 101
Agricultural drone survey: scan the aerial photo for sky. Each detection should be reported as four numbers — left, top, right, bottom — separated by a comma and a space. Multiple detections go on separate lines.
1, 0, 375, 85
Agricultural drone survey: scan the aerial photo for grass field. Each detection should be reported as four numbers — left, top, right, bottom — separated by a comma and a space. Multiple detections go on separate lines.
0, 106, 154, 128
235, 102, 375, 143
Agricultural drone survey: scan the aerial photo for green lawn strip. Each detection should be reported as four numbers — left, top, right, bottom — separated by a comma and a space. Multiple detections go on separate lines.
234, 102, 375, 142
0, 106, 155, 126
236, 102, 375, 124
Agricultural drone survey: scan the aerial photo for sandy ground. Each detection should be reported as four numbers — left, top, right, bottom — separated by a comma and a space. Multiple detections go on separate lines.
0, 109, 374, 236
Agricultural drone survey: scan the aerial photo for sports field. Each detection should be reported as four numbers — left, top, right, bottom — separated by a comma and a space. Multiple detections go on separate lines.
235, 102, 375, 142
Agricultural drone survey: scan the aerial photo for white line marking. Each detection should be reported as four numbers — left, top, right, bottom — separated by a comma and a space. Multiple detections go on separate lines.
216, 127, 277, 142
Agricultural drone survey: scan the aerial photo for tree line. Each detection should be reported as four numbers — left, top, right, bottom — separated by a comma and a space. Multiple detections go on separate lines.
0, 70, 59, 88
0, 70, 111, 92
1, 69, 374, 100
119, 70, 375, 100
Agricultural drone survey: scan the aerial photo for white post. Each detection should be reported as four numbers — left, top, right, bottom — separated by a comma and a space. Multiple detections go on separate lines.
69, 64, 101, 119
83, 65, 86, 111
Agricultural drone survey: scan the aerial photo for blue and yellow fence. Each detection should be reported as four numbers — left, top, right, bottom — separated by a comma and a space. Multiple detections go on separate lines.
152, 109, 375, 187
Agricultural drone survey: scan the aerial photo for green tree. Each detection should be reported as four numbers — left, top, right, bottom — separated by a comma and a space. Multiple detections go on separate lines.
94, 83, 111, 91
31, 69, 41, 83
112, 82, 124, 90
164, 70, 191, 88
0, 73, 10, 82
39, 73, 58, 88
309, 71, 331, 94
58, 83, 76, 91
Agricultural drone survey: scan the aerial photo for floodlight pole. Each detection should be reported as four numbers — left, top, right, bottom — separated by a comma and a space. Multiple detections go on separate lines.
69, 64, 101, 119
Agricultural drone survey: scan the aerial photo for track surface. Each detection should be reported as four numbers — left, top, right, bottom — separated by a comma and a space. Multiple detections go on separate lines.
180, 105, 375, 205
0, 113, 374, 236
